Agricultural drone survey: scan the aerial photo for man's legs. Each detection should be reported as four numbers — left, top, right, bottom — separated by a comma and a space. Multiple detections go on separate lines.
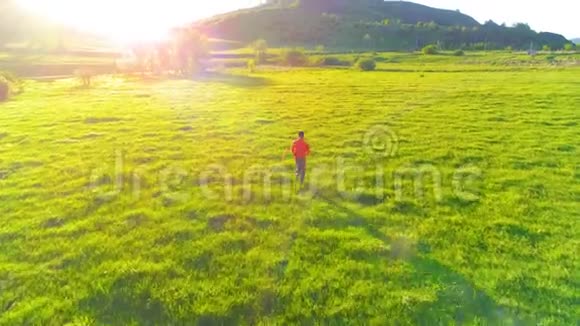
295, 157, 306, 185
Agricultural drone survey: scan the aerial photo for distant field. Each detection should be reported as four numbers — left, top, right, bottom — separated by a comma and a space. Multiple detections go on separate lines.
2, 49, 579, 77
0, 50, 118, 78
0, 59, 579, 324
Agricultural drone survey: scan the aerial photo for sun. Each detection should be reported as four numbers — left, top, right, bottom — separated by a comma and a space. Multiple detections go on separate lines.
16, 0, 244, 43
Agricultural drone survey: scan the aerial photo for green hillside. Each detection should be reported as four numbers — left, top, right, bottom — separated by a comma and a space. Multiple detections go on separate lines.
271, 0, 480, 26
197, 0, 570, 50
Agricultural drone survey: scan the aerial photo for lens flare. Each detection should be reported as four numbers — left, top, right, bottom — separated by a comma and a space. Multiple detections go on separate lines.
16, 0, 253, 43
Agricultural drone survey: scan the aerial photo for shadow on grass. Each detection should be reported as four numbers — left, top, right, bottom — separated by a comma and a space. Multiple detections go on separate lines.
318, 195, 527, 325
194, 72, 271, 88
78, 273, 170, 325
106, 72, 271, 88
78, 269, 243, 325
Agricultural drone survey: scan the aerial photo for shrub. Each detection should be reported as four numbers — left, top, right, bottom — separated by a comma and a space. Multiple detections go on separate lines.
251, 39, 268, 63
281, 49, 308, 66
542, 45, 551, 52
422, 44, 438, 55
357, 59, 376, 71
247, 59, 256, 73
0, 71, 20, 102
453, 50, 465, 56
0, 76, 10, 102
564, 43, 575, 51
74, 68, 95, 87
0, 71, 19, 84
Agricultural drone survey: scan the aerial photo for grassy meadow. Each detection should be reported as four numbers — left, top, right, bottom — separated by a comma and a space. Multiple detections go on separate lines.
0, 54, 579, 325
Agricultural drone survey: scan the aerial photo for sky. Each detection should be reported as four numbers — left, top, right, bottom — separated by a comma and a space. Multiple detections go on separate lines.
413, 0, 578, 39
17, 0, 579, 41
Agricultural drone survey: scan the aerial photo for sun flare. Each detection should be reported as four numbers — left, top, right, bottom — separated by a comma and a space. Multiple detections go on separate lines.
16, 0, 249, 43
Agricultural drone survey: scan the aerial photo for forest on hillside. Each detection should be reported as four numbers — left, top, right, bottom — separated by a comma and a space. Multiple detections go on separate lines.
199, 0, 571, 50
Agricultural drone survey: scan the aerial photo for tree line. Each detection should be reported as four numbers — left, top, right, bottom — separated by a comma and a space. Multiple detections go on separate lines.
125, 28, 210, 75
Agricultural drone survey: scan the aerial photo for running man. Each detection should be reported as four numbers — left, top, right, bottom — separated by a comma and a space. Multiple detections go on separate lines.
291, 131, 311, 186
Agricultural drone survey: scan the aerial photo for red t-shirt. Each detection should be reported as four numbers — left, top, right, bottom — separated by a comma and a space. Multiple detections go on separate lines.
292, 138, 311, 158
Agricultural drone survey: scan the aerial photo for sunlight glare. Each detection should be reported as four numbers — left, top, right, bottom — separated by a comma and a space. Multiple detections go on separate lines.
16, 0, 248, 43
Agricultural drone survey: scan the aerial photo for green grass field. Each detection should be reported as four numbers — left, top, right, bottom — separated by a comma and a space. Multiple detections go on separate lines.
0, 57, 579, 325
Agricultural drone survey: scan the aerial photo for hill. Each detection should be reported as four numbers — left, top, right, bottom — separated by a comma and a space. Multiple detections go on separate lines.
0, 1, 44, 46
572, 38, 580, 44
271, 0, 480, 26
0, 1, 69, 48
197, 0, 570, 50
0, 0, 106, 50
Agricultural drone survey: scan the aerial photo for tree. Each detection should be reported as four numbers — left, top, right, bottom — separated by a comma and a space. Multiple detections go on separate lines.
172, 28, 210, 75
132, 43, 153, 73
247, 59, 256, 73
542, 45, 551, 52
357, 59, 376, 71
156, 42, 172, 72
484, 20, 499, 28
564, 43, 575, 51
426, 21, 438, 31
513, 23, 531, 31
422, 44, 438, 55
281, 48, 308, 66
172, 28, 190, 74
251, 39, 268, 64
0, 76, 10, 102
363, 33, 372, 48
74, 68, 94, 87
